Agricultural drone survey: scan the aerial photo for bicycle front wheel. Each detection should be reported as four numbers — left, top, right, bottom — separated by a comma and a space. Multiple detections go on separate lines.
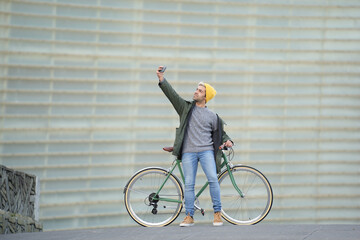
124, 167, 183, 227
218, 165, 273, 225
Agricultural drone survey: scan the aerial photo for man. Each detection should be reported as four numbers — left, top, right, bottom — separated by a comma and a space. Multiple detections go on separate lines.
157, 66, 233, 227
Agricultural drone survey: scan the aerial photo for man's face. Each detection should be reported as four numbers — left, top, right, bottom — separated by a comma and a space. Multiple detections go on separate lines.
193, 85, 206, 102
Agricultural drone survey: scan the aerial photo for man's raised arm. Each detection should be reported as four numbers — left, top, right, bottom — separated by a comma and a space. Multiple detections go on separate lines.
157, 66, 188, 115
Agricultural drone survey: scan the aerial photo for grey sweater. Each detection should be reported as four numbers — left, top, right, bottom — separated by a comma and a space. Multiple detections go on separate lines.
182, 105, 218, 153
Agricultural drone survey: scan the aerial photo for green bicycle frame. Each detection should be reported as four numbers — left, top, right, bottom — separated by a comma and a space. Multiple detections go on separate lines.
154, 150, 244, 204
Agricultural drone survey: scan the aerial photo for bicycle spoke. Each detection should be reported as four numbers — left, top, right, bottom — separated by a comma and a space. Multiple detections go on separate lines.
124, 187, 152, 196
124, 168, 183, 227
219, 166, 273, 225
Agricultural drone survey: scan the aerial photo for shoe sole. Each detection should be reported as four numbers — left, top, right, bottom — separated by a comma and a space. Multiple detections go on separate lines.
213, 222, 223, 226
180, 223, 194, 227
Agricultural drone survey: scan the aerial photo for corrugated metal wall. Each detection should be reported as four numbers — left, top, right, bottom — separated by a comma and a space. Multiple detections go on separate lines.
0, 0, 359, 231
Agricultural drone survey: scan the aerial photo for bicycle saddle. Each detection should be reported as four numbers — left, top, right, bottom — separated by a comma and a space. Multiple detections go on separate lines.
163, 147, 174, 152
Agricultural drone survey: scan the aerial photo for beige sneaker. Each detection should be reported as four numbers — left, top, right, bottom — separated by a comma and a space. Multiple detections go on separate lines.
180, 214, 194, 227
213, 212, 223, 226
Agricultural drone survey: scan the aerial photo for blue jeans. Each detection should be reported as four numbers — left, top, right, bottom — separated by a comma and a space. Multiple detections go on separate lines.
182, 150, 221, 216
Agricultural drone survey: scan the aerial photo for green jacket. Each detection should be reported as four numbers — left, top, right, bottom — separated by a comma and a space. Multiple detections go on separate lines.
159, 78, 232, 173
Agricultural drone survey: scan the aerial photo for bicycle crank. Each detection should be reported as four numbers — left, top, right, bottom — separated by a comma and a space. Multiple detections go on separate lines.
194, 203, 205, 216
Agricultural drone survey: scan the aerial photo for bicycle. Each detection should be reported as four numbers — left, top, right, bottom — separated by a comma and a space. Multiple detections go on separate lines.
123, 146, 273, 227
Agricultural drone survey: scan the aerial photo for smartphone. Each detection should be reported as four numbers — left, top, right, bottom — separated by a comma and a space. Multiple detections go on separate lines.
159, 66, 167, 73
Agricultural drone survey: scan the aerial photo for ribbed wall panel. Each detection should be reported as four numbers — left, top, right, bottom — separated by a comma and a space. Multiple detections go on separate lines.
0, 0, 359, 230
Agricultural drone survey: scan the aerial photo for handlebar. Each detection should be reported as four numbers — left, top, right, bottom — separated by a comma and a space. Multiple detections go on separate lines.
219, 144, 229, 151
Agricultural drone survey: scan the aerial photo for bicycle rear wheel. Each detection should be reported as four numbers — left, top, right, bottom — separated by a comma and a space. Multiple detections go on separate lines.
218, 165, 273, 225
124, 167, 183, 227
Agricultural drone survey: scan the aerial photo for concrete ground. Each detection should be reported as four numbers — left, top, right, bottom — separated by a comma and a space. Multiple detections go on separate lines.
2, 224, 359, 240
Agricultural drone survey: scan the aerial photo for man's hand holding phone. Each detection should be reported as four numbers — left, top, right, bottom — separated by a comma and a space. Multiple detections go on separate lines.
157, 66, 166, 82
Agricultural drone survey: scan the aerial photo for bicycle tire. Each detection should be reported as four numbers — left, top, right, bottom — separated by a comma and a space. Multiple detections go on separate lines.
218, 165, 273, 225
124, 167, 183, 227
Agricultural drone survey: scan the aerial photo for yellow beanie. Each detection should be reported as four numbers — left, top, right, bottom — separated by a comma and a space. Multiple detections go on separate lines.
204, 83, 216, 103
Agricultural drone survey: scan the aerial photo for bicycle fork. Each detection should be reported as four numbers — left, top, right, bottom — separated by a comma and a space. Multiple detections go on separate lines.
224, 161, 245, 198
